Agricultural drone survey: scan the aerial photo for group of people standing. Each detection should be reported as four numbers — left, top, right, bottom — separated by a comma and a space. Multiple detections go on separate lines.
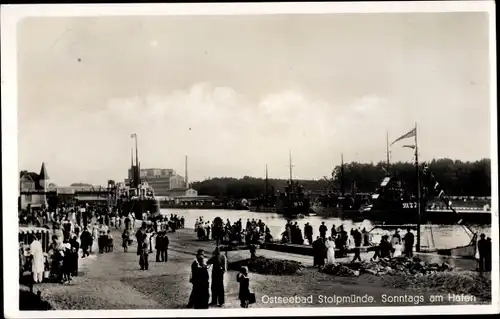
46, 234, 80, 283
309, 225, 416, 267
187, 248, 254, 309
133, 221, 171, 270
477, 233, 492, 273
194, 217, 273, 246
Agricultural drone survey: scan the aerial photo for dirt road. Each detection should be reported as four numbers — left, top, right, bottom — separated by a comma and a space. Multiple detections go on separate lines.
24, 225, 487, 309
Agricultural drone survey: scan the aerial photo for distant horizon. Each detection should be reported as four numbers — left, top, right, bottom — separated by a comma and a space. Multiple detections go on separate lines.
20, 156, 491, 187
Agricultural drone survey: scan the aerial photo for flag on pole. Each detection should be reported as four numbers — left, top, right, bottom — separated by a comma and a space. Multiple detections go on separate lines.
391, 127, 416, 146
131, 133, 137, 138
402, 145, 416, 149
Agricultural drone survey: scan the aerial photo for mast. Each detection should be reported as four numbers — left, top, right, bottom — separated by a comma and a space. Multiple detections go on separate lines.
340, 153, 345, 196
131, 133, 140, 188
135, 135, 139, 167
289, 150, 293, 182
415, 123, 421, 252
265, 164, 269, 199
386, 131, 391, 169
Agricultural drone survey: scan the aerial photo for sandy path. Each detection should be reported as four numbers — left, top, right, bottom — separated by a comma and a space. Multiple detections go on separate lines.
24, 224, 485, 309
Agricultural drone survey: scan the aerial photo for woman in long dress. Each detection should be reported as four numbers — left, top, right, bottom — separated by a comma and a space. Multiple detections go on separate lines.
30, 234, 45, 283
325, 237, 336, 265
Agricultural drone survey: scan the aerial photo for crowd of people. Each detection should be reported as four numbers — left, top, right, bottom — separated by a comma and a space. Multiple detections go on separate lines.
194, 217, 274, 246
19, 204, 492, 310
19, 204, 187, 285
277, 221, 416, 266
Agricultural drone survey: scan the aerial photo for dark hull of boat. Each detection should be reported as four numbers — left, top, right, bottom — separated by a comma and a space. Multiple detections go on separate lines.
118, 199, 160, 220
160, 202, 249, 210
349, 208, 491, 225
248, 206, 277, 213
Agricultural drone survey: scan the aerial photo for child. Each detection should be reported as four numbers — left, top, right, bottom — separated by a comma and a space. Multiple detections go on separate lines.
107, 230, 114, 253
236, 266, 251, 308
122, 229, 130, 253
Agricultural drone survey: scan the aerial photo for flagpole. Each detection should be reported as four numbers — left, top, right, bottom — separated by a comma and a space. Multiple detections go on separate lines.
415, 122, 421, 252
386, 131, 390, 169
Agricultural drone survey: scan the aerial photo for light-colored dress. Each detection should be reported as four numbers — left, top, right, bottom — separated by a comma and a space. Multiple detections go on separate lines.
30, 240, 45, 274
325, 240, 336, 265
393, 244, 403, 257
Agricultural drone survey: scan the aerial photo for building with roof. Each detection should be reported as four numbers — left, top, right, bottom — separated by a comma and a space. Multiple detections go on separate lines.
168, 188, 198, 197
20, 163, 113, 210
19, 162, 50, 210
124, 167, 186, 197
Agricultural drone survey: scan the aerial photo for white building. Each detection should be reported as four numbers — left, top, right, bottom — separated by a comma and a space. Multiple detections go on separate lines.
168, 188, 198, 197
169, 174, 185, 190
19, 163, 50, 210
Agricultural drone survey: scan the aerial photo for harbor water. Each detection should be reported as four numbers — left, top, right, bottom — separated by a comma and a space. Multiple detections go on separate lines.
161, 208, 491, 250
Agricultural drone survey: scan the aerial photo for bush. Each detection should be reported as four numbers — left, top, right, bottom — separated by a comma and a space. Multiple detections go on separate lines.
228, 256, 304, 276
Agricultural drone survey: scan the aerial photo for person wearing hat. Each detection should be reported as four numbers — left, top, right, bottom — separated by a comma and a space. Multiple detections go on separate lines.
136, 222, 148, 268
207, 247, 227, 307
187, 249, 210, 309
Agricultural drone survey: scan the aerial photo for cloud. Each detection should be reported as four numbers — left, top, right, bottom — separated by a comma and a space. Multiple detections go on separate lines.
19, 82, 397, 185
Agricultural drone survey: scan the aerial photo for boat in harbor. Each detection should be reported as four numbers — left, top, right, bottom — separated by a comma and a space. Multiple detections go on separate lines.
249, 153, 313, 218
248, 165, 278, 213
312, 130, 491, 225
115, 134, 160, 219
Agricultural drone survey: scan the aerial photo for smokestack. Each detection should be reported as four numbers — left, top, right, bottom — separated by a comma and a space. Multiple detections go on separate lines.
185, 155, 189, 188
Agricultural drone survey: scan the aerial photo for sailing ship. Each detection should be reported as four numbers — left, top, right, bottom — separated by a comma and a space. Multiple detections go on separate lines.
333, 125, 478, 256
311, 153, 372, 218
115, 133, 160, 220
312, 129, 490, 225
249, 152, 313, 217
248, 165, 278, 213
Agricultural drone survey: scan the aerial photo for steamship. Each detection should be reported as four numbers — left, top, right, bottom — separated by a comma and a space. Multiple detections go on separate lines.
115, 134, 160, 220
312, 129, 491, 225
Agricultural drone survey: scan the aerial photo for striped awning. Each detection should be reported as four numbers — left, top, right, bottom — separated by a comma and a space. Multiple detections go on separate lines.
19, 227, 50, 235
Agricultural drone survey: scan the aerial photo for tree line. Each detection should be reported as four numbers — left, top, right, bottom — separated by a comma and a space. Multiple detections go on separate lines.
190, 158, 491, 199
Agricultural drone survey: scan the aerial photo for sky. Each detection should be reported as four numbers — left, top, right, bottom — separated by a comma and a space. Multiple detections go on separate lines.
17, 12, 491, 186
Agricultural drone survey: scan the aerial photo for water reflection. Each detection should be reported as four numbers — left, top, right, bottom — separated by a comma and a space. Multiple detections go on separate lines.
161, 208, 491, 249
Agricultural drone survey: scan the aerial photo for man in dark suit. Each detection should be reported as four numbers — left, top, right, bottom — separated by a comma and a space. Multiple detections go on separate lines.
187, 249, 210, 309
155, 232, 164, 262
207, 247, 227, 307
